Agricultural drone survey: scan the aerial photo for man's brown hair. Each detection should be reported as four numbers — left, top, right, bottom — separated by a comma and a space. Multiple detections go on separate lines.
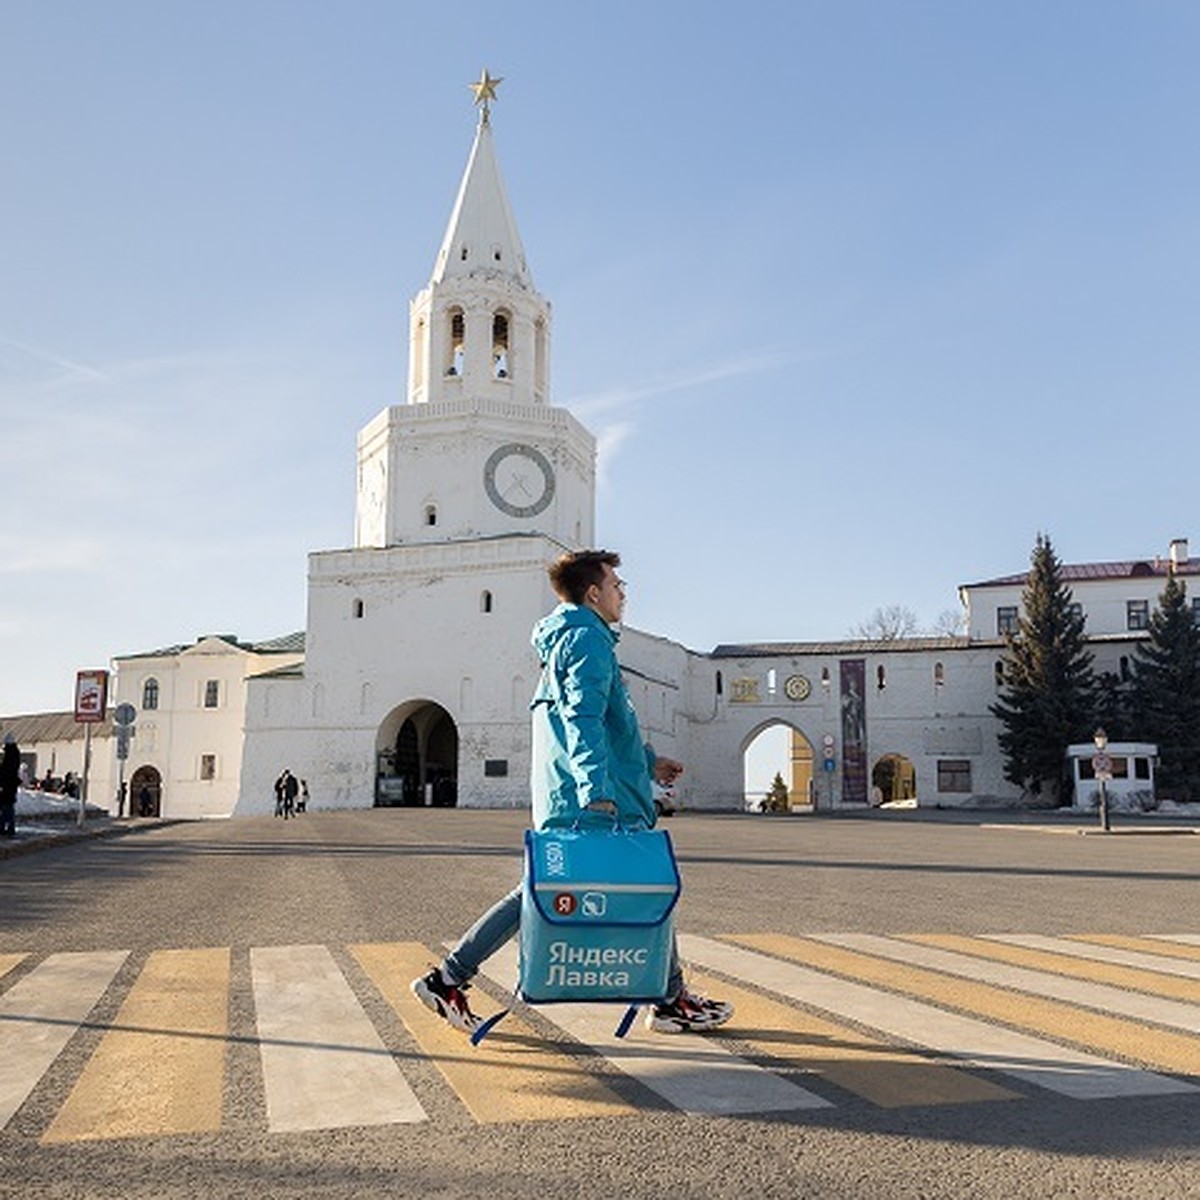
548, 550, 621, 605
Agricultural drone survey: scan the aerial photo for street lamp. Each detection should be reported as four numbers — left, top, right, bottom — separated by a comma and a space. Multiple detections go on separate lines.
1093, 727, 1111, 833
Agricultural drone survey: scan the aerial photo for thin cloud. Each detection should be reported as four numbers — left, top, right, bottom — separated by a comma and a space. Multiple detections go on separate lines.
569, 349, 791, 419
0, 335, 113, 386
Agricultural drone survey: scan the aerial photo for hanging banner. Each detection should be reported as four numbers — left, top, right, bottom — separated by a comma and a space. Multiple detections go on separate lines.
74, 670, 109, 723
839, 659, 868, 804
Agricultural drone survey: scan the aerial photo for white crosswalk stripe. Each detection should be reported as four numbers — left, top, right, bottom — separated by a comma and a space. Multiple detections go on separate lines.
480, 942, 832, 1115
813, 932, 1200, 1037
987, 934, 1200, 979
682, 935, 1196, 1101
2, 931, 1200, 1139
0, 951, 129, 1127
250, 945, 427, 1132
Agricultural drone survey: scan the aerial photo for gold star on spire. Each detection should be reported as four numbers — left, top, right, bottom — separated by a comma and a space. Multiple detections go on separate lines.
469, 68, 503, 121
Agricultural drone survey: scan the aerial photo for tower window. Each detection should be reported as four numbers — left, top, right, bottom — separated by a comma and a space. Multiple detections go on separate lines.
446, 310, 465, 376
460, 245, 468, 261
1119, 655, 1131, 682
200, 754, 217, 781
492, 312, 510, 379
934, 662, 945, 687
204, 680, 220, 709
142, 677, 159, 711
481, 590, 493, 614
352, 599, 365, 619
425, 505, 437, 526
994, 660, 1005, 688
491, 244, 502, 263
997, 606, 1019, 637
876, 665, 887, 690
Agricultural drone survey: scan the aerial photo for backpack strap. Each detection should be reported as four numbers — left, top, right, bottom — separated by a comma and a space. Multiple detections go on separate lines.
614, 1004, 640, 1039
470, 1006, 511, 1045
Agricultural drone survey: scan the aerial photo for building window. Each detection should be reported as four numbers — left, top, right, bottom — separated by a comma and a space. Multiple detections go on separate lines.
492, 311, 510, 379
715, 670, 723, 697
937, 759, 972, 793
933, 662, 945, 687
200, 754, 217, 781
994, 660, 1005, 688
204, 680, 220, 708
142, 677, 159, 711
352, 599, 365, 619
481, 590, 493, 614
484, 759, 508, 777
1068, 602, 1083, 623
876, 664, 886, 690
446, 309, 465, 376
1127, 600, 1150, 631
1119, 655, 1131, 682
996, 606, 1019, 637
425, 504, 437, 526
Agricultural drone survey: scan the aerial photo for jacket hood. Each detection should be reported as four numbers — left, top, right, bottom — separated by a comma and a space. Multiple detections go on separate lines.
531, 603, 618, 663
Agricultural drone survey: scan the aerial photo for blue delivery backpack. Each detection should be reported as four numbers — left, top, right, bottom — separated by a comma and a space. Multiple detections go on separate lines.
470, 826, 681, 1044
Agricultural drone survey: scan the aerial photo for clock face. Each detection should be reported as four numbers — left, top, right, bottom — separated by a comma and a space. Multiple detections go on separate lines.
784, 674, 811, 702
483, 443, 556, 517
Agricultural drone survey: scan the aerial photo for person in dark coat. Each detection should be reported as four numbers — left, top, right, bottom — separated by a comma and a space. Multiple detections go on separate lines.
282, 770, 299, 820
0, 733, 20, 837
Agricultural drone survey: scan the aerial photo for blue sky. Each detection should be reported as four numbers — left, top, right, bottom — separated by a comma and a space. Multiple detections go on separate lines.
2, 0, 1199, 717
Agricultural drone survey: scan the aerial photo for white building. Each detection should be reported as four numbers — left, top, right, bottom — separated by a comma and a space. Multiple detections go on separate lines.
5, 86, 1197, 818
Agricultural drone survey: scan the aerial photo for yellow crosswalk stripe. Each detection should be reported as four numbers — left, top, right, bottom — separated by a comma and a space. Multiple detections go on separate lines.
41, 948, 229, 1144
351, 941, 637, 1124
0, 954, 25, 980
906, 934, 1200, 1004
682, 966, 1018, 1109
733, 933, 1200, 1079
1075, 934, 1200, 963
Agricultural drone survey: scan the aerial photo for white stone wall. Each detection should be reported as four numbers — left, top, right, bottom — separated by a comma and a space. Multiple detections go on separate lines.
111, 638, 302, 819
238, 534, 568, 815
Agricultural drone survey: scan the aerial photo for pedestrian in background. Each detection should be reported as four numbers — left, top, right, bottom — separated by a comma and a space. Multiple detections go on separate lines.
0, 733, 20, 837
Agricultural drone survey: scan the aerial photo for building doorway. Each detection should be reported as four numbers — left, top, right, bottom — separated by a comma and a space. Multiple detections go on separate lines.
376, 701, 459, 807
742, 723, 814, 811
129, 765, 162, 817
871, 753, 917, 806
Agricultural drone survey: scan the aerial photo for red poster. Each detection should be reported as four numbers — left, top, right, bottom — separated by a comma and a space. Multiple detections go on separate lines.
74, 670, 109, 723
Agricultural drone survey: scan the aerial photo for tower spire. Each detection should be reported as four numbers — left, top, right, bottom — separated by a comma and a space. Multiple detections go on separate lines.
469, 68, 503, 126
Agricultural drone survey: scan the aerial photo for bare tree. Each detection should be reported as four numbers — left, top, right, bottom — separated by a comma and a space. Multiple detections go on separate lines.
930, 608, 967, 636
850, 604, 919, 641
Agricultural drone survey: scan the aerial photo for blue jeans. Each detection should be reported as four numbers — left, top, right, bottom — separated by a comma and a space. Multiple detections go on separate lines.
442, 882, 685, 1000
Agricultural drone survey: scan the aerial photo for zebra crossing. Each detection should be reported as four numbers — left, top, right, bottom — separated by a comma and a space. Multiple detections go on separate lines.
3, 931, 1200, 1141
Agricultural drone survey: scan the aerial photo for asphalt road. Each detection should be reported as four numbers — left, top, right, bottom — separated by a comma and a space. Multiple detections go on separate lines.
2, 808, 1200, 1199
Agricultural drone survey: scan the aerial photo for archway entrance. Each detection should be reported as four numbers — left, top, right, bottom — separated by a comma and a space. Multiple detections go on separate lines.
375, 701, 459, 807
742, 723, 814, 812
129, 765, 162, 817
871, 753, 917, 806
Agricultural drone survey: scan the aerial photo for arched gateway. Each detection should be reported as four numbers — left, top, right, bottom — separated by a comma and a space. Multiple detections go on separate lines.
375, 700, 459, 807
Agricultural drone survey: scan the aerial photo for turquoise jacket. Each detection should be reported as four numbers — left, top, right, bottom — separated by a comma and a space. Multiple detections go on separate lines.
529, 603, 657, 832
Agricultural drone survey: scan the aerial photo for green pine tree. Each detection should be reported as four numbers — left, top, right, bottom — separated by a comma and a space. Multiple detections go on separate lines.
762, 772, 790, 813
1129, 574, 1200, 802
990, 534, 1096, 804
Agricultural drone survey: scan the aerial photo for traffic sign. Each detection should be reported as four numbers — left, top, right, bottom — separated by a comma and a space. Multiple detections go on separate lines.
114, 703, 137, 727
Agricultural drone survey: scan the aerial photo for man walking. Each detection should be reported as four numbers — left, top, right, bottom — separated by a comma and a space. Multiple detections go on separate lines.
0, 733, 19, 837
412, 549, 732, 1034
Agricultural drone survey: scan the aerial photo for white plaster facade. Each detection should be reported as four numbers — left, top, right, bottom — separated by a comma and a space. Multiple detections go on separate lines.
110, 635, 303, 818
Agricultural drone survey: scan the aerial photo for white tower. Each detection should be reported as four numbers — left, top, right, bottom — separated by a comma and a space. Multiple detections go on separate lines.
239, 73, 599, 813
355, 72, 595, 551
